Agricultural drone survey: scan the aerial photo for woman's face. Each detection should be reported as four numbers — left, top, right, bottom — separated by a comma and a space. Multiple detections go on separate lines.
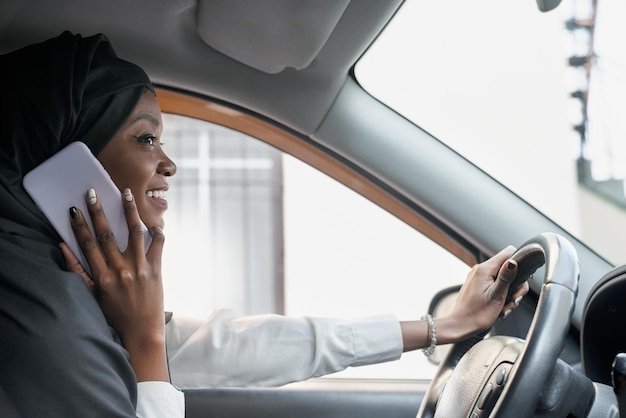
97, 90, 176, 229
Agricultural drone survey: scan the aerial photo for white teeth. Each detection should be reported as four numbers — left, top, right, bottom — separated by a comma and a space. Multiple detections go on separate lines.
146, 190, 165, 199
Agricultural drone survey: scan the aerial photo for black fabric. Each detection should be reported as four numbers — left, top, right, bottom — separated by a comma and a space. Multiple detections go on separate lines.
0, 31, 153, 417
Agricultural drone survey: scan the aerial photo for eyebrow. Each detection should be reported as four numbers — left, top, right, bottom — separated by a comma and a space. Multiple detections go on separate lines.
130, 113, 160, 127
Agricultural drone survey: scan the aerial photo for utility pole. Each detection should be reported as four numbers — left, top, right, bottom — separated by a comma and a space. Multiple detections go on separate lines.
565, 0, 597, 182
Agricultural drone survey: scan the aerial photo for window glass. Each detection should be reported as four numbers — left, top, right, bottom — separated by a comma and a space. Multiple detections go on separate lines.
162, 114, 283, 318
161, 113, 470, 380
356, 0, 577, 231
355, 0, 626, 265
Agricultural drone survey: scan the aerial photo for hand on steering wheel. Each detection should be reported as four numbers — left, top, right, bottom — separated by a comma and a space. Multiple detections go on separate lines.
441, 246, 529, 344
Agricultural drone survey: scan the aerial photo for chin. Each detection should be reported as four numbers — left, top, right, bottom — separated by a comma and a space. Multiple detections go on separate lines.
147, 216, 165, 230
143, 219, 164, 230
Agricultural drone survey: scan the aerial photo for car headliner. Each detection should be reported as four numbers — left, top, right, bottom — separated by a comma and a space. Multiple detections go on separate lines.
1, 0, 403, 136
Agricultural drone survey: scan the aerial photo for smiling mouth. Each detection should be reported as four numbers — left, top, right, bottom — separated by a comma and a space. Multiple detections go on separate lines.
146, 190, 166, 199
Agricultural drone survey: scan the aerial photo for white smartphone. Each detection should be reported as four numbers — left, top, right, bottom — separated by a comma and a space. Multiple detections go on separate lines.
23, 141, 151, 274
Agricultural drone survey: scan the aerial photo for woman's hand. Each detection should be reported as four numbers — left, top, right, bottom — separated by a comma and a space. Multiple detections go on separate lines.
59, 187, 169, 383
438, 245, 529, 344
401, 246, 529, 351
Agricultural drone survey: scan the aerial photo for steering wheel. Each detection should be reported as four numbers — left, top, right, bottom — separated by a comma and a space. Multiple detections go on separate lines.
416, 233, 579, 418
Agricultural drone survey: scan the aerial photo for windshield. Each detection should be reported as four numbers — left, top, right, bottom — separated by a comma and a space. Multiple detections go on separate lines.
355, 0, 626, 265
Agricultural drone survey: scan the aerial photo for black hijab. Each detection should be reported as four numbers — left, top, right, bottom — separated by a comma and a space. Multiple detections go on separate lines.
0, 31, 153, 417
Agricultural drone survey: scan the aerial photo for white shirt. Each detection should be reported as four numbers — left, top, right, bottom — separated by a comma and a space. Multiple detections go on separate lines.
134, 310, 401, 415
136, 382, 184, 417
165, 309, 403, 388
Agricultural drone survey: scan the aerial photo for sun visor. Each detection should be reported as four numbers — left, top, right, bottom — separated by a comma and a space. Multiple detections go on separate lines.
196, 0, 350, 74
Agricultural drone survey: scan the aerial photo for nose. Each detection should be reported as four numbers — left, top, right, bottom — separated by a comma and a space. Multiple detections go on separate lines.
158, 153, 177, 177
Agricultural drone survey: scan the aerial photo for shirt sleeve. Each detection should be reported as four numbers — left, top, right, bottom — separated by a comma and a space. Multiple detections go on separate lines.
136, 382, 185, 418
166, 309, 403, 388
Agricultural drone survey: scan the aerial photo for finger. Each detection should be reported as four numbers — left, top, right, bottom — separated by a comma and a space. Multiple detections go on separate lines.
59, 242, 95, 293
492, 258, 518, 292
145, 226, 165, 270
122, 188, 148, 255
498, 258, 518, 283
68, 205, 107, 281
501, 281, 530, 313
85, 188, 122, 262
510, 280, 529, 301
482, 245, 516, 275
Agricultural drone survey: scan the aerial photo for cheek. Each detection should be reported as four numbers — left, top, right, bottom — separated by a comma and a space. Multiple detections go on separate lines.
100, 157, 126, 189
103, 158, 145, 191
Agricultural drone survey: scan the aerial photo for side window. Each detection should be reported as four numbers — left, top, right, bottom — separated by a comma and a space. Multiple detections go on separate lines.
161, 113, 471, 380
162, 114, 283, 317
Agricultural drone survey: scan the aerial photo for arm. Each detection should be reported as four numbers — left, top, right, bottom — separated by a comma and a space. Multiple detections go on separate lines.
166, 310, 403, 388
166, 246, 526, 388
61, 188, 183, 416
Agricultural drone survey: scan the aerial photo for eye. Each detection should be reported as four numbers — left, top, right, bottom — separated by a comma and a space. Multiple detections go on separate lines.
134, 134, 157, 146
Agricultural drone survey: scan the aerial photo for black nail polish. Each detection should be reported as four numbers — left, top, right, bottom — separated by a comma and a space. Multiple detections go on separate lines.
69, 207, 78, 219
507, 261, 515, 270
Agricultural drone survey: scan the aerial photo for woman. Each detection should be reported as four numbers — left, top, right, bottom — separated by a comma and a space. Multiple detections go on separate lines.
1, 31, 527, 416
0, 31, 182, 417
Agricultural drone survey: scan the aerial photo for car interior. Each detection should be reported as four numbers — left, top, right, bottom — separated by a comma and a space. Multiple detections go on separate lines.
2, 0, 625, 416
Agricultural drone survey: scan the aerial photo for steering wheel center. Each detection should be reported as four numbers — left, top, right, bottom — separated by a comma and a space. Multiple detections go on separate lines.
434, 336, 523, 417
